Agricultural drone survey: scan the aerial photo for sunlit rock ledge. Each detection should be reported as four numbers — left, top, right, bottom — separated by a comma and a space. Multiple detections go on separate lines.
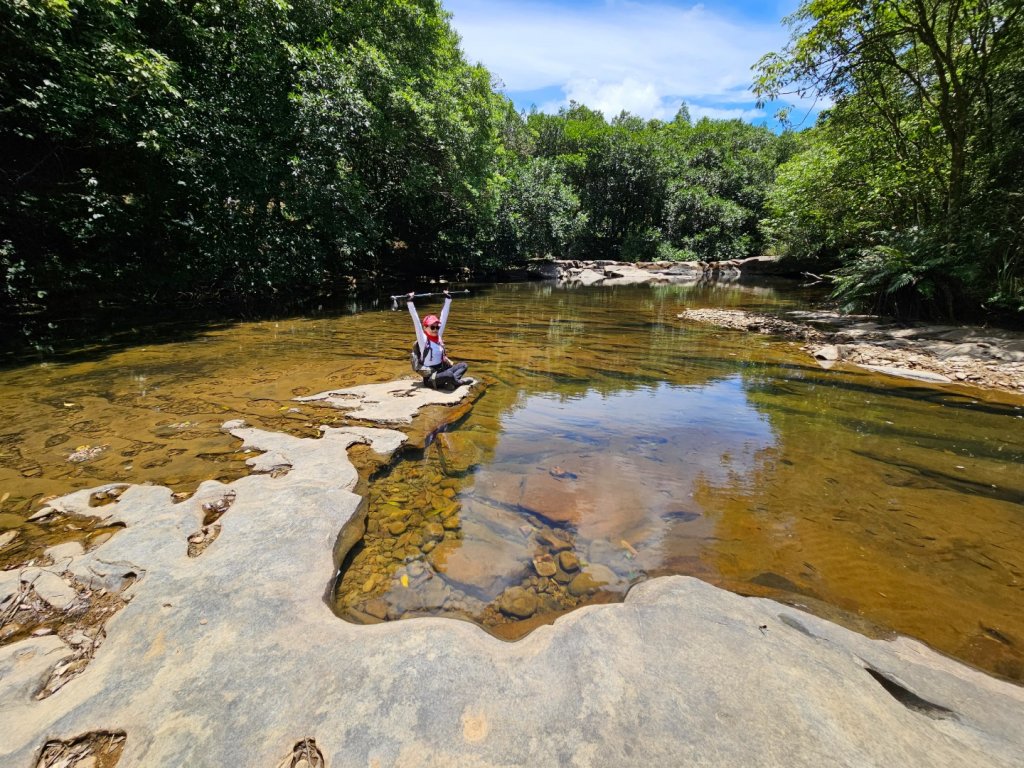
680, 308, 1024, 394
551, 256, 791, 286
295, 379, 478, 424
2, 385, 1023, 767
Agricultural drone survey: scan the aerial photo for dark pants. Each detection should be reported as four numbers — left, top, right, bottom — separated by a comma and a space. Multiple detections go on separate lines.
423, 361, 468, 389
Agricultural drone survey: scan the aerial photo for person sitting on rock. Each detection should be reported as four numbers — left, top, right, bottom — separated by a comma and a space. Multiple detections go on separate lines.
407, 289, 470, 389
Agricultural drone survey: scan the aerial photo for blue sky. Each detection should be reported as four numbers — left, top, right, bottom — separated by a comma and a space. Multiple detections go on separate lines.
443, 0, 822, 129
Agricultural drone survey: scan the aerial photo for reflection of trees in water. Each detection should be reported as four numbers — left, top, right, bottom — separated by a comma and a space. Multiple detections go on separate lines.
701, 362, 1024, 681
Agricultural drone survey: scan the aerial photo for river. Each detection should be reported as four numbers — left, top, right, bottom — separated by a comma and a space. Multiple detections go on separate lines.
1, 280, 1023, 681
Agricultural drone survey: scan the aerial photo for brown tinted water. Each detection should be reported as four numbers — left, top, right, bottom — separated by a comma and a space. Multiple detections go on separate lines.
2, 281, 1023, 681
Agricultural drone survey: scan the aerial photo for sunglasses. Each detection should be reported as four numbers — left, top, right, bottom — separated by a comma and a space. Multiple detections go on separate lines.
427, 324, 440, 330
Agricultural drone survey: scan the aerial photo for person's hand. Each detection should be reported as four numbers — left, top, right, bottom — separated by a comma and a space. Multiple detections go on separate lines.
407, 291, 415, 300
443, 289, 451, 298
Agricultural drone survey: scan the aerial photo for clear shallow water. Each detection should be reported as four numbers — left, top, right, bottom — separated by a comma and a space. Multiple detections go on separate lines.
1, 281, 1023, 680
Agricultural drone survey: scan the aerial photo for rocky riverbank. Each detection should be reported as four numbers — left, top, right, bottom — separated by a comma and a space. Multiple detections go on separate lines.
544, 257, 1024, 395
680, 308, 1024, 394
544, 256, 791, 285
3, 379, 1024, 767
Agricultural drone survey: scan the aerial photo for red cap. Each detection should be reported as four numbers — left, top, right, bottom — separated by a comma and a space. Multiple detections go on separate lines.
422, 315, 440, 327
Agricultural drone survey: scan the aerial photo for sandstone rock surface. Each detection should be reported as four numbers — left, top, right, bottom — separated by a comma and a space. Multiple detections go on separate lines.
555, 258, 772, 286
680, 308, 1024, 394
295, 379, 475, 423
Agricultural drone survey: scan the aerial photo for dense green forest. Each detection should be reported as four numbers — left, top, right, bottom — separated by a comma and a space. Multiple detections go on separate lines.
2, 0, 1021, 326
756, 0, 1024, 320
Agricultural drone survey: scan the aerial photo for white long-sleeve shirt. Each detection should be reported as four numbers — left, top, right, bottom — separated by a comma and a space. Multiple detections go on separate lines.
408, 296, 452, 368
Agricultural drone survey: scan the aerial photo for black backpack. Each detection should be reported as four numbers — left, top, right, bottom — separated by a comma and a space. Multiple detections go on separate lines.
411, 341, 428, 373
411, 339, 450, 373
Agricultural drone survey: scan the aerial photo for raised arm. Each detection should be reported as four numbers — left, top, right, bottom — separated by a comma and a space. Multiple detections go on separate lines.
438, 292, 452, 335
407, 294, 427, 349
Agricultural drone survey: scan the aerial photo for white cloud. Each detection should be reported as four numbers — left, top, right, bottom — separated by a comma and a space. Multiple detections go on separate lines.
688, 104, 767, 122
561, 78, 682, 121
445, 0, 796, 120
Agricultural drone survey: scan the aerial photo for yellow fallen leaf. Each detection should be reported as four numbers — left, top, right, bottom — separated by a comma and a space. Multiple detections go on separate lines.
76, 445, 89, 451
400, 574, 409, 588
0, 492, 9, 504
63, 402, 76, 407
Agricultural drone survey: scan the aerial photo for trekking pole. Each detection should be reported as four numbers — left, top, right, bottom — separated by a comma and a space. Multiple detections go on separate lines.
390, 289, 470, 310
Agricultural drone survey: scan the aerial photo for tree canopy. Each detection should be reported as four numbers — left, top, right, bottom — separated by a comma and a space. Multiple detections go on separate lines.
756, 0, 1024, 319
2, 0, 1020, 328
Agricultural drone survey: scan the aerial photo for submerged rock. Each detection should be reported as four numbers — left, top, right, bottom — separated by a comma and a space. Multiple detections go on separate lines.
568, 565, 622, 597
498, 587, 538, 619
558, 551, 580, 573
532, 554, 557, 577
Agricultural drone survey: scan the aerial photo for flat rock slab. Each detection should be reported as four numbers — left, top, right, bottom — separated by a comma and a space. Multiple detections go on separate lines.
295, 379, 475, 423
554, 258, 780, 287
3, 421, 1024, 767
861, 364, 953, 383
681, 308, 1024, 393
560, 260, 711, 286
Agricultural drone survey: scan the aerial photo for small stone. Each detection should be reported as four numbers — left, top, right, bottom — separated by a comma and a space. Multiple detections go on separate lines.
498, 587, 538, 619
27, 506, 55, 521
386, 520, 408, 536
363, 598, 389, 620
537, 530, 571, 552
533, 554, 557, 577
30, 570, 78, 610
558, 551, 580, 572
199, 618, 208, 625
89, 531, 114, 547
569, 572, 606, 597
538, 593, 563, 613
32, 628, 54, 636
425, 522, 445, 541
